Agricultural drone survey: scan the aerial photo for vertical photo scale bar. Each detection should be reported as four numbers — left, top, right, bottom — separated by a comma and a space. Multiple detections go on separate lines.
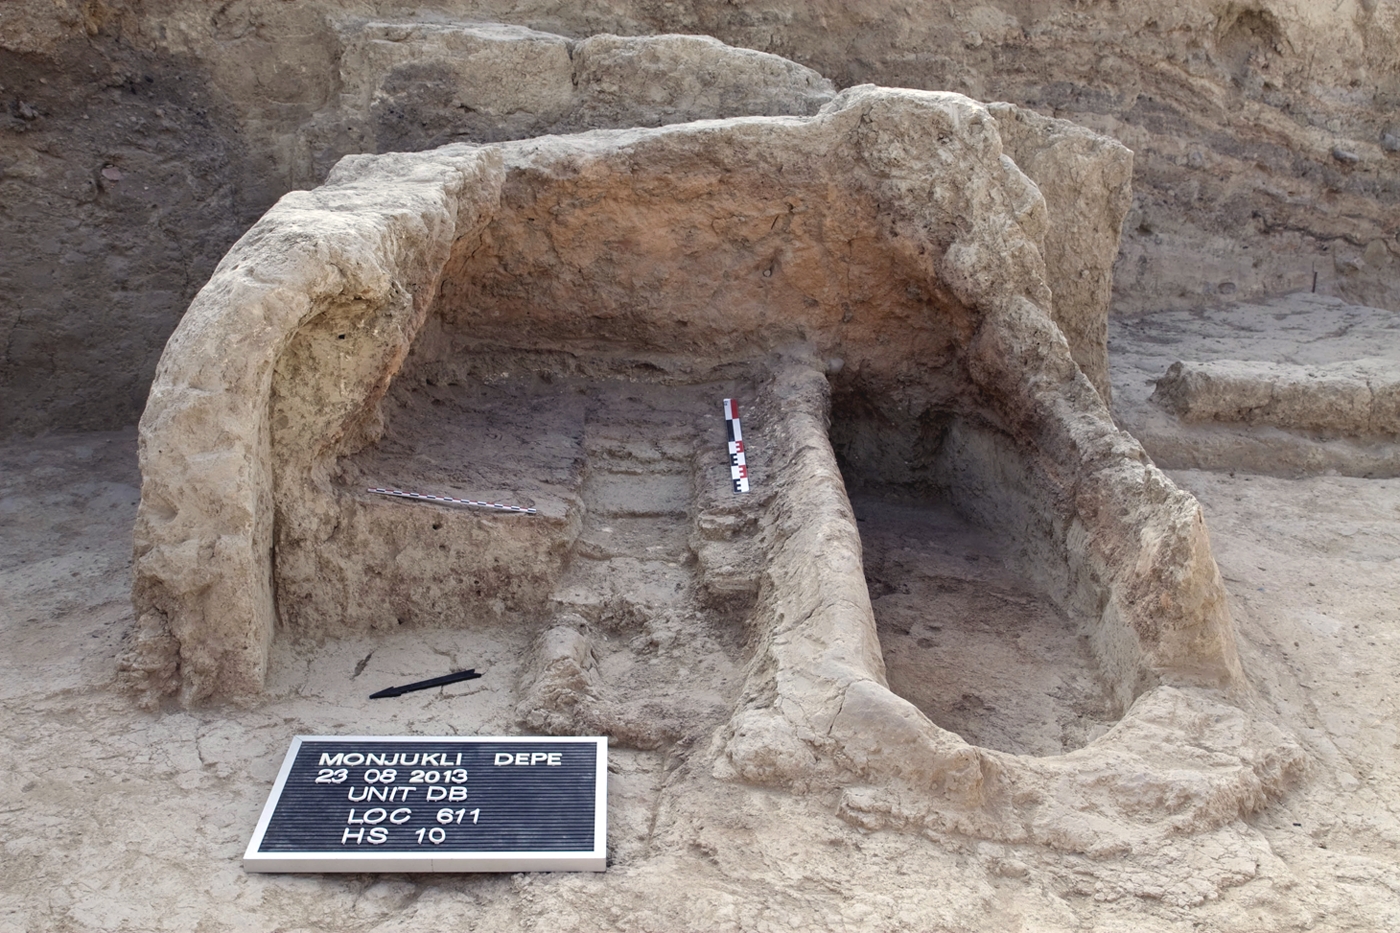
723, 398, 749, 494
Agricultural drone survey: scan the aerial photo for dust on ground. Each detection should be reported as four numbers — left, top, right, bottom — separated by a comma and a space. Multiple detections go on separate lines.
1110, 293, 1400, 476
853, 494, 1117, 758
3, 297, 1400, 930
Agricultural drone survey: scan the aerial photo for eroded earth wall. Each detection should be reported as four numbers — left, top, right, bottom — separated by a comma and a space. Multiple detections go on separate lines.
3, 0, 1397, 434
125, 88, 1307, 857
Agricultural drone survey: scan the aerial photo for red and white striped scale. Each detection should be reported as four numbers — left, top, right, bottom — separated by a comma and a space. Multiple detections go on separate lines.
724, 397, 750, 494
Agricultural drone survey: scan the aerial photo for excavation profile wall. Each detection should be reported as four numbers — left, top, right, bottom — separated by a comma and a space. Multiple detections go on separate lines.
125, 86, 1303, 846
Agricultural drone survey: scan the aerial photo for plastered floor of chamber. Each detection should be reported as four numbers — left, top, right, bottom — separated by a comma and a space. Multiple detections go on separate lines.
852, 494, 1118, 757
527, 379, 752, 751
5, 313, 1400, 928
345, 371, 755, 751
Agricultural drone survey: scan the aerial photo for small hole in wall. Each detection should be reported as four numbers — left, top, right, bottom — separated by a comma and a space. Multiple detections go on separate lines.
432, 522, 442, 530
337, 334, 346, 340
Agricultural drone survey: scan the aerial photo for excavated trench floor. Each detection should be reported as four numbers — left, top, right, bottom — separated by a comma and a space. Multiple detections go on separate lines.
8, 384, 1398, 933
545, 382, 752, 749
851, 493, 1117, 757
344, 367, 755, 748
354, 363, 1120, 757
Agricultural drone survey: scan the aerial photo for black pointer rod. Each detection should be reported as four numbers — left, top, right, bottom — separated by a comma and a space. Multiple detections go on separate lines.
370, 668, 482, 699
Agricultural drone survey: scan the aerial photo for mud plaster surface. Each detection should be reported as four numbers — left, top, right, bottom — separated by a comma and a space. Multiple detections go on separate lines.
4, 302, 1400, 930
344, 370, 754, 749
853, 494, 1117, 759
1110, 293, 1400, 476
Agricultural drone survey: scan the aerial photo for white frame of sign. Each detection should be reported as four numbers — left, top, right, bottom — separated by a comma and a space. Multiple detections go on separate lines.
243, 735, 608, 873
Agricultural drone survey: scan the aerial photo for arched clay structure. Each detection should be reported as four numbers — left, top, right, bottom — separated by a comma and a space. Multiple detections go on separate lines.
126, 87, 1303, 848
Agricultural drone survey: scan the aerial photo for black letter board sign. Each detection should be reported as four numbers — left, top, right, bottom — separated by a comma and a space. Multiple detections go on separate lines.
243, 736, 606, 873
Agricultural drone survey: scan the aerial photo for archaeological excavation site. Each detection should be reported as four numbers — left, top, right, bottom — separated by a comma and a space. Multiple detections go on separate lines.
3, 2, 1399, 930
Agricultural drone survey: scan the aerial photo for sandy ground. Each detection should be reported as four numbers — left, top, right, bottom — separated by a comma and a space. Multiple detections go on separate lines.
1110, 293, 1400, 476
2, 296, 1400, 931
854, 494, 1117, 759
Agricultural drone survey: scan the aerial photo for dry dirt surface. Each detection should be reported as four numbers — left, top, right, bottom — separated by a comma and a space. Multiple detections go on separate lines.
2, 299, 1399, 931
1112, 293, 1400, 476
853, 494, 1119, 759
4, 1, 1399, 437
3, 7, 1399, 928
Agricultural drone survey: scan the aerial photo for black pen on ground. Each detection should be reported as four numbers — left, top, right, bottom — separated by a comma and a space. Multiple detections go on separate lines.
370, 668, 483, 699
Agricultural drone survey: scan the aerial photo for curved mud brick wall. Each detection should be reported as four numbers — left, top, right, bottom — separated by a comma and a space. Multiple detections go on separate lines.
9, 2, 1400, 440
126, 86, 1304, 846
722, 364, 1303, 848
125, 148, 507, 699
0, 20, 839, 438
